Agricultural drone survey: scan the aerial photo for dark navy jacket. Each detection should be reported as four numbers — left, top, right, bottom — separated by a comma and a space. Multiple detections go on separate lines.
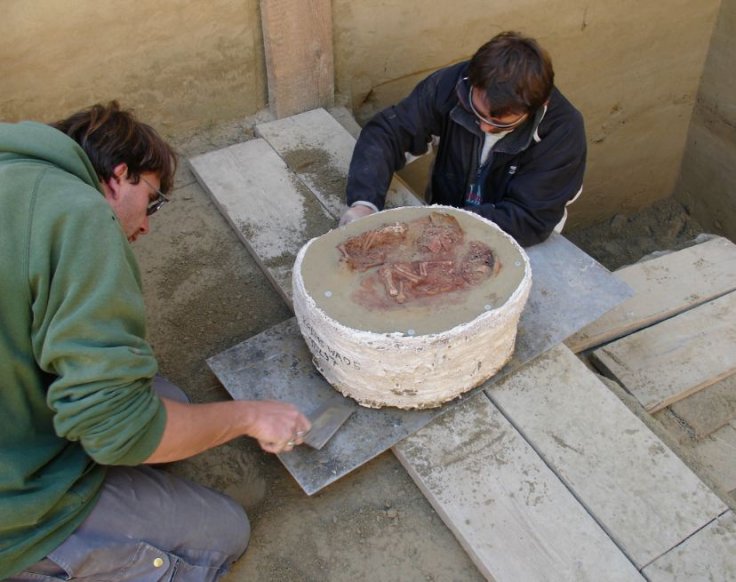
346, 61, 587, 246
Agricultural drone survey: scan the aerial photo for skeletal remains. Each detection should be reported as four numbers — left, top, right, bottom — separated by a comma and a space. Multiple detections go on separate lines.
337, 212, 501, 307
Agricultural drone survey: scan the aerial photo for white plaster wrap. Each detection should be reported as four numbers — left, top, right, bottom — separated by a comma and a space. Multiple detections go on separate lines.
292, 207, 532, 409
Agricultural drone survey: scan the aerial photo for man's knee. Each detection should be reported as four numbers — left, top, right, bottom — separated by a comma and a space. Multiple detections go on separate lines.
212, 492, 251, 562
10, 466, 251, 580
90, 467, 251, 567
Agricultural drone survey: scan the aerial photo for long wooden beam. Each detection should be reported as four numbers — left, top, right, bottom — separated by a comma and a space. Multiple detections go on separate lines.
260, 0, 334, 118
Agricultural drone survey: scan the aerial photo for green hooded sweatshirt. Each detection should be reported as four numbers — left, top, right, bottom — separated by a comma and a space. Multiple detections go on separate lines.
0, 121, 167, 577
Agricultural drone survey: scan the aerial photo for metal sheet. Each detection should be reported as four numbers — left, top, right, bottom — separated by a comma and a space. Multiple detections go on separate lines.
302, 398, 355, 449
207, 233, 633, 495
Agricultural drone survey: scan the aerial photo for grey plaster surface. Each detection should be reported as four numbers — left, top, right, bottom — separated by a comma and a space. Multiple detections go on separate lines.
208, 233, 632, 494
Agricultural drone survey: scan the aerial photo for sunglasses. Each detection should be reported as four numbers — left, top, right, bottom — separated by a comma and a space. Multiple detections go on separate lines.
467, 86, 528, 130
140, 176, 170, 216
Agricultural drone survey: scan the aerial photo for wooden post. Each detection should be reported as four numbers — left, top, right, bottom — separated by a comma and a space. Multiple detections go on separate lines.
260, 0, 334, 119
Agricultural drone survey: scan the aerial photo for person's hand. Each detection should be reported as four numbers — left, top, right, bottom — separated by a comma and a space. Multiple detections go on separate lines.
245, 400, 311, 454
339, 204, 375, 226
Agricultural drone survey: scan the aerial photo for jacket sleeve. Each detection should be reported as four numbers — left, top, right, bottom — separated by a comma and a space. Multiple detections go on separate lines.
346, 69, 449, 209
30, 175, 166, 466
475, 108, 587, 247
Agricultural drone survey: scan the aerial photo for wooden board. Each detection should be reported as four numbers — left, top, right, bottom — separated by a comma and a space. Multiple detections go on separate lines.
260, 0, 334, 118
591, 291, 736, 413
642, 511, 736, 581
566, 236, 736, 353
394, 392, 644, 581
255, 108, 423, 215
663, 372, 736, 439
487, 344, 726, 568
688, 421, 736, 494
189, 139, 335, 305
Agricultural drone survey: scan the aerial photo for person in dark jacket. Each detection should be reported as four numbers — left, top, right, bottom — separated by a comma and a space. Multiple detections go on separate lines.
341, 31, 587, 247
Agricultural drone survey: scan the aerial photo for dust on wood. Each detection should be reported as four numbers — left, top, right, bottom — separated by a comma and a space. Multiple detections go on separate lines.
281, 146, 346, 216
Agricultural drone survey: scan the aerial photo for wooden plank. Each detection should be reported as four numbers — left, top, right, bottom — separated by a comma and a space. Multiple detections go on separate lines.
688, 421, 736, 494
255, 107, 423, 217
642, 511, 736, 581
591, 291, 736, 413
260, 0, 334, 119
487, 344, 726, 568
394, 392, 644, 581
188, 139, 335, 305
566, 236, 736, 353
661, 372, 736, 439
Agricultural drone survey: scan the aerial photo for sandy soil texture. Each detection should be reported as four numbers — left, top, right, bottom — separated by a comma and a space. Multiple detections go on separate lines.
132, 120, 707, 581
567, 197, 705, 270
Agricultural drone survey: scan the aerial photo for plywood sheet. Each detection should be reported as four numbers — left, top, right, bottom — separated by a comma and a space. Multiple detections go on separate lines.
642, 511, 736, 581
189, 138, 335, 305
487, 344, 726, 568
394, 392, 644, 581
566, 236, 736, 353
255, 108, 423, 215
591, 291, 736, 413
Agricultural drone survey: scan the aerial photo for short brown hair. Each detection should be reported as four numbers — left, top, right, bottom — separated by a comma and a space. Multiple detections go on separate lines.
51, 101, 177, 194
468, 31, 554, 117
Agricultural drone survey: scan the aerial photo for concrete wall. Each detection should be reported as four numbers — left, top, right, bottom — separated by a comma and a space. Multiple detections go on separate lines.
0, 0, 266, 136
674, 0, 736, 241
0, 0, 724, 229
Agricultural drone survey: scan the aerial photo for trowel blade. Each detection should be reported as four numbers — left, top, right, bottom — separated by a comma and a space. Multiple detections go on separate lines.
302, 397, 354, 450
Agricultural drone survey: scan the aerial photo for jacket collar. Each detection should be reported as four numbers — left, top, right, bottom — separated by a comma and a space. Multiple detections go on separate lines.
450, 75, 548, 155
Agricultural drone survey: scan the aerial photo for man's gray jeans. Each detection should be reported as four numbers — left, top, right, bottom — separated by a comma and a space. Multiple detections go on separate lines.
11, 377, 250, 581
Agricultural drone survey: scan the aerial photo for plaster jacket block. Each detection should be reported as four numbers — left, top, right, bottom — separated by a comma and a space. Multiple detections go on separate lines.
292, 206, 532, 409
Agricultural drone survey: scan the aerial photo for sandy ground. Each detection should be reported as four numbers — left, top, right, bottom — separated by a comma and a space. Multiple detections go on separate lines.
132, 118, 709, 581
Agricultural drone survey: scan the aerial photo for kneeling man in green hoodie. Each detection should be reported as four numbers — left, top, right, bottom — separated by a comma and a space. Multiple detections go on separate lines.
0, 102, 311, 581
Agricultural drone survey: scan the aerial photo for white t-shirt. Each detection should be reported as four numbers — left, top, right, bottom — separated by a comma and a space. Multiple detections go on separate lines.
479, 130, 511, 165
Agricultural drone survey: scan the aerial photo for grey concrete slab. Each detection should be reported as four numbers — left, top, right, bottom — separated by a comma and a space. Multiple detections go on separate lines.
207, 233, 632, 494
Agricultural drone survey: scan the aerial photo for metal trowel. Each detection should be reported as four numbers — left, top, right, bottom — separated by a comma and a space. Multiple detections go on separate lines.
302, 397, 355, 450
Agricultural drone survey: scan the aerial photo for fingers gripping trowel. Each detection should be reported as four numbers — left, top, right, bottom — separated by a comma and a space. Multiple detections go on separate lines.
302, 397, 354, 450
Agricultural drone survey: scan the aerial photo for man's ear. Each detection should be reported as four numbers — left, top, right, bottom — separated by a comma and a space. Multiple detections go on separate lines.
112, 163, 129, 181
103, 163, 129, 199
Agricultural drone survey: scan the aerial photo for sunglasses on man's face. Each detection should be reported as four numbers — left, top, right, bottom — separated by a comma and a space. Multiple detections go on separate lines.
140, 176, 170, 216
468, 86, 528, 130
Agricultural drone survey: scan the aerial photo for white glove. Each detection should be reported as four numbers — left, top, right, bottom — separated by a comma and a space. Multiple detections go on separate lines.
339, 204, 376, 227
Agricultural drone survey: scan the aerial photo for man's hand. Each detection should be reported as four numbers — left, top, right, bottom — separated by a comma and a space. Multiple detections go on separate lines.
339, 204, 376, 226
245, 400, 312, 454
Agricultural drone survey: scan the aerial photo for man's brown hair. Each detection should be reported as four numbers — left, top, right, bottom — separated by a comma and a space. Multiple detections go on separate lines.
468, 31, 554, 117
51, 101, 177, 194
